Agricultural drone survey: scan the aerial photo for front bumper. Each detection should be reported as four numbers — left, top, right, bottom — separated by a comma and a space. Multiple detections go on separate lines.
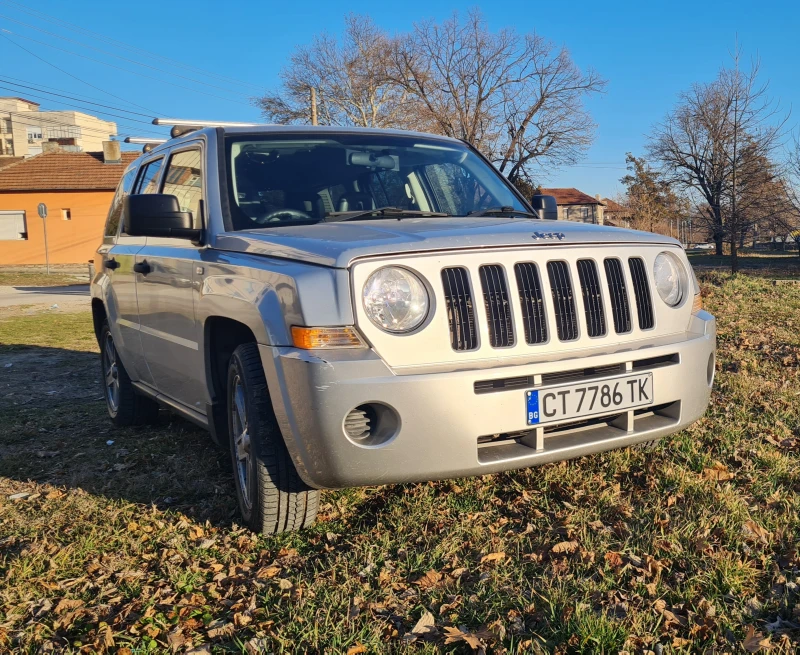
260, 312, 716, 489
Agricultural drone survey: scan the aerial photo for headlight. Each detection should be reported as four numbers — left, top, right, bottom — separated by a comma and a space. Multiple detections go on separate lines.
362, 266, 429, 333
653, 251, 687, 306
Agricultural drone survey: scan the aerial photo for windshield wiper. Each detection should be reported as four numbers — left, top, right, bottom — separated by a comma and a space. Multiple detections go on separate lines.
468, 206, 540, 219
325, 206, 450, 222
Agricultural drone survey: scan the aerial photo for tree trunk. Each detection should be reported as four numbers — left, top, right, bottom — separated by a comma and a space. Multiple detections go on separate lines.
730, 235, 739, 273
712, 206, 724, 256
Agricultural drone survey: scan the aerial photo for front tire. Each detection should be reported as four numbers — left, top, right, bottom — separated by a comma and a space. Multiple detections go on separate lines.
100, 320, 160, 426
227, 343, 319, 534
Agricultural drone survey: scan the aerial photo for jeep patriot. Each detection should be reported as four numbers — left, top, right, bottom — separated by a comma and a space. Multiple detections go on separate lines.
91, 122, 716, 534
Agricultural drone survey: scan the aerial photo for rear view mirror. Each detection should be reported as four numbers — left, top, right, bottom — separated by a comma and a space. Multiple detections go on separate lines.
531, 194, 558, 220
348, 151, 397, 170
124, 194, 202, 240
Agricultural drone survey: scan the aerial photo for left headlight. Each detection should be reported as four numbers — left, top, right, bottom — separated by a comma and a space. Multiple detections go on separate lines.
362, 266, 429, 333
653, 251, 688, 307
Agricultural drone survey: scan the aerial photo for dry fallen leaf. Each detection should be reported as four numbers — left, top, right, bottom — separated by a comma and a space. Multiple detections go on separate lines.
443, 625, 492, 649
480, 552, 506, 564
415, 569, 443, 589
742, 520, 771, 544
551, 540, 579, 555
605, 551, 624, 569
703, 463, 734, 481
407, 610, 437, 639
742, 625, 772, 652
346, 645, 367, 655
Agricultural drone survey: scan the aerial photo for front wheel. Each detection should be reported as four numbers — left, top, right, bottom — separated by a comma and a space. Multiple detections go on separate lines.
227, 343, 319, 534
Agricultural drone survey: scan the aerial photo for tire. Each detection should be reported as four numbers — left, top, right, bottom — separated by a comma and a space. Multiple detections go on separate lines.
100, 320, 160, 426
227, 343, 319, 534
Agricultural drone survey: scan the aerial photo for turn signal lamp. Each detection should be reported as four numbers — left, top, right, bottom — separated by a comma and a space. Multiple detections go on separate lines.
291, 326, 366, 349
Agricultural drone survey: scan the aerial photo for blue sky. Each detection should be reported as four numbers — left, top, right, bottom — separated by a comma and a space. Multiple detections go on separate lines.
1, 0, 797, 198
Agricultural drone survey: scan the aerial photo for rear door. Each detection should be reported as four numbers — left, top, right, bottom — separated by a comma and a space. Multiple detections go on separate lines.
100, 165, 154, 385
135, 144, 207, 411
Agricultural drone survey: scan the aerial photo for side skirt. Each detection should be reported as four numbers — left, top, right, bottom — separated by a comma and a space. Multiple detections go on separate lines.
132, 381, 209, 430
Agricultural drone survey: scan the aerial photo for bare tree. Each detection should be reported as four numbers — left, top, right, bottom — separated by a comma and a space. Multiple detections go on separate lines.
389, 10, 606, 184
255, 12, 605, 185
254, 15, 414, 128
648, 51, 786, 271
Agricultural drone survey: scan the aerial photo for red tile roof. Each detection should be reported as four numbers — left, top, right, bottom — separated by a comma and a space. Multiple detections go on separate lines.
602, 198, 626, 212
0, 150, 138, 191
0, 157, 24, 170
540, 188, 603, 206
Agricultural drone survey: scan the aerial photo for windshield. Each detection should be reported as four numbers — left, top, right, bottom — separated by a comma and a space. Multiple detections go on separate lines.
224, 133, 528, 230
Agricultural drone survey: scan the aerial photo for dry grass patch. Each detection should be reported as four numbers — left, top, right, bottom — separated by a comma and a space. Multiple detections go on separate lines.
0, 268, 799, 653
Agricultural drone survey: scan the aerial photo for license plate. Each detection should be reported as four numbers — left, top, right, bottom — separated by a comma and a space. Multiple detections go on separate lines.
526, 373, 653, 426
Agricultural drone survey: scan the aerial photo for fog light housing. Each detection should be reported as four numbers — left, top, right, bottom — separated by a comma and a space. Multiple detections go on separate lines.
342, 403, 400, 447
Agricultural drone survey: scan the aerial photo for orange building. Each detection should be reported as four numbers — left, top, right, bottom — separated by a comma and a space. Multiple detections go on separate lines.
0, 147, 137, 265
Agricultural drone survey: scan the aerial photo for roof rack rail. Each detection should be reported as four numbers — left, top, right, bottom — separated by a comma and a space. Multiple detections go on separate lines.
124, 136, 168, 153
152, 118, 265, 138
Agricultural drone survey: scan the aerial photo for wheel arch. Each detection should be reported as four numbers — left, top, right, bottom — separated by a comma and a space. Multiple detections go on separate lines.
91, 298, 107, 344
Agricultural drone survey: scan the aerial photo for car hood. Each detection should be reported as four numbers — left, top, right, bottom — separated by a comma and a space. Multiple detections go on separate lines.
213, 217, 680, 268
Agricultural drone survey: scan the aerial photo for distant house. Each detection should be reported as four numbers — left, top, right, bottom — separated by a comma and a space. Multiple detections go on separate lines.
0, 143, 136, 265
540, 188, 605, 224
601, 198, 633, 228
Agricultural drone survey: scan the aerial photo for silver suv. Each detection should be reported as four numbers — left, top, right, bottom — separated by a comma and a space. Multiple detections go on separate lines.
91, 123, 716, 534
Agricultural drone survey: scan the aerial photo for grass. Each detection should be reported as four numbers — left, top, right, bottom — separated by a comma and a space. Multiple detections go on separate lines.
1, 262, 800, 653
687, 250, 800, 278
0, 272, 87, 287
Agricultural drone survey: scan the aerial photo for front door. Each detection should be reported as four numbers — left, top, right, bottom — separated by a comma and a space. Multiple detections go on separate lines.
101, 166, 153, 385
135, 146, 207, 412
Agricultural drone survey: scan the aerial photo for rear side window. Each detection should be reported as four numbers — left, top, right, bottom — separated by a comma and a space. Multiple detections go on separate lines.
104, 168, 137, 237
162, 149, 203, 219
135, 158, 164, 194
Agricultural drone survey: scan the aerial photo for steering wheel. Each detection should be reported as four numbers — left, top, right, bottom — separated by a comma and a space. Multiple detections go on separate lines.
255, 208, 311, 224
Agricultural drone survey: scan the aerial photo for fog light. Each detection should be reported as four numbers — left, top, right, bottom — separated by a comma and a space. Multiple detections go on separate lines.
342, 403, 400, 447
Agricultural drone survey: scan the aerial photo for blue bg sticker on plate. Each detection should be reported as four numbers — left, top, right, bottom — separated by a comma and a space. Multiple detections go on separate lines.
526, 390, 540, 425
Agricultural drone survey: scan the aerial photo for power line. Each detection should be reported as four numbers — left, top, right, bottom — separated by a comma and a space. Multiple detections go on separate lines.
0, 0, 264, 92
0, 78, 153, 118
0, 13, 261, 96
1, 29, 254, 106
0, 84, 158, 125
0, 31, 162, 114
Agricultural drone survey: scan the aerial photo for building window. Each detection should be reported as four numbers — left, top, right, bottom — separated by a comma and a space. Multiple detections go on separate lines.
0, 210, 27, 240
62, 209, 71, 220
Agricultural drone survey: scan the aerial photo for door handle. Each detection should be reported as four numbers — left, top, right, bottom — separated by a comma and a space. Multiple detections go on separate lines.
133, 260, 152, 275
105, 258, 120, 270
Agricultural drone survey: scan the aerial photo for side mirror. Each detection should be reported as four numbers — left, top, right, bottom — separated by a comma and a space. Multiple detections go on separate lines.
530, 194, 558, 220
124, 194, 202, 240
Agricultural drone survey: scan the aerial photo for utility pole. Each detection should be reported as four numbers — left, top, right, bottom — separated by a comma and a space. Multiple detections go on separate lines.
310, 87, 318, 126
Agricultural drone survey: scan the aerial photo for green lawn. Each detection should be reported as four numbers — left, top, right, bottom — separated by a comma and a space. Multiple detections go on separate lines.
1, 269, 799, 653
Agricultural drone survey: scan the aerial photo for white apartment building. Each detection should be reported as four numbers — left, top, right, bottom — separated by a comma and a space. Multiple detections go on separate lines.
0, 96, 117, 157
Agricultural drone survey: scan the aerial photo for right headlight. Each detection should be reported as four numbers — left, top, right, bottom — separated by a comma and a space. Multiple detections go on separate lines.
362, 266, 429, 333
653, 251, 688, 307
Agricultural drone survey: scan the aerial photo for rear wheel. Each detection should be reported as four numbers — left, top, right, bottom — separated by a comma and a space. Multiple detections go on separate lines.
100, 320, 159, 426
227, 343, 319, 534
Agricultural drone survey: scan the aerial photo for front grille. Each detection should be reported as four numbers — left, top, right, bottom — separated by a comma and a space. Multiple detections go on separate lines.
604, 258, 632, 333
479, 265, 515, 347
546, 261, 578, 341
514, 263, 547, 344
576, 259, 606, 337
441, 267, 478, 351
628, 257, 655, 329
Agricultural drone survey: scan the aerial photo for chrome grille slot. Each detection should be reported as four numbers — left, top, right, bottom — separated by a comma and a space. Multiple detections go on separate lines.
479, 265, 515, 347
576, 259, 606, 337
604, 258, 632, 334
628, 257, 655, 329
441, 267, 478, 351
546, 261, 578, 341
514, 262, 547, 344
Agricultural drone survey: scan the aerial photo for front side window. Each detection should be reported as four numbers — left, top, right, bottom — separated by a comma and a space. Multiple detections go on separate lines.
224, 134, 527, 230
162, 149, 203, 219
135, 158, 163, 194
105, 168, 137, 236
